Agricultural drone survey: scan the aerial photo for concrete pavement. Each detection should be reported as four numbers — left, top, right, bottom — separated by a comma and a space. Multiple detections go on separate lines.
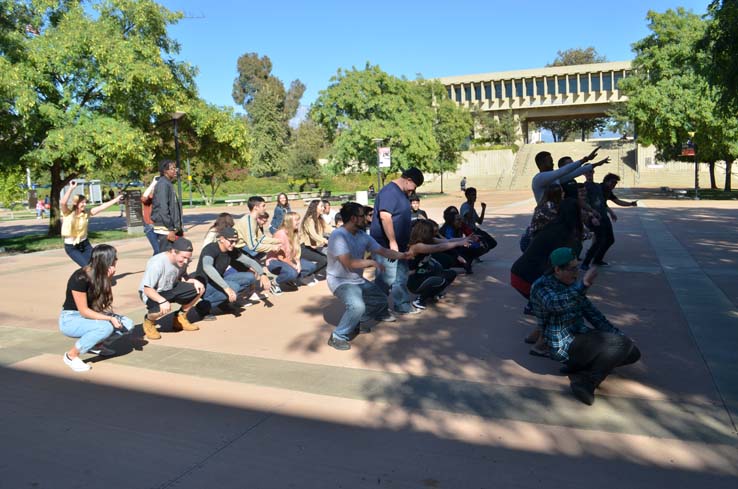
0, 190, 736, 488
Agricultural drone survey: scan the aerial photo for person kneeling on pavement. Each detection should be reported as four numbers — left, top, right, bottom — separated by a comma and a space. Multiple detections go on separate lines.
139, 238, 207, 340
530, 247, 641, 406
195, 227, 271, 318
326, 202, 413, 351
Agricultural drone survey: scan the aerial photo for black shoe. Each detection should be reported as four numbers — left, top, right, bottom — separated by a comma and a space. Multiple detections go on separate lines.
327, 336, 351, 351
593, 261, 609, 266
570, 381, 595, 405
359, 324, 372, 334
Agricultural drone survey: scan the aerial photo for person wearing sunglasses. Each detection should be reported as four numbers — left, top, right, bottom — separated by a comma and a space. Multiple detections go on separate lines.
195, 227, 270, 317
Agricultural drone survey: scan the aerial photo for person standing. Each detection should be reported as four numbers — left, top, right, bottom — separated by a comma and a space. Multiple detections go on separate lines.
460, 176, 467, 192
370, 167, 424, 314
141, 176, 160, 255
151, 160, 183, 252
531, 148, 605, 204
60, 180, 123, 267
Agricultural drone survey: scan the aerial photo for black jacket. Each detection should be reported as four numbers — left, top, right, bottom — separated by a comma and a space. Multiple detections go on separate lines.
151, 177, 182, 232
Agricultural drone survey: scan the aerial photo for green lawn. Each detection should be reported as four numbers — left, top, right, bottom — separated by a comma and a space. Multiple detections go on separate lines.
685, 188, 738, 200
0, 230, 142, 254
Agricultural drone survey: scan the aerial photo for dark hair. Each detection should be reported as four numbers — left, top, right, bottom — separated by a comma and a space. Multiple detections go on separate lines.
247, 196, 265, 210
207, 213, 234, 236
334, 213, 343, 225
340, 202, 363, 223
321, 199, 331, 206
363, 205, 374, 215
464, 187, 477, 199
603, 173, 620, 183
557, 156, 573, 168
409, 194, 420, 203
442, 206, 459, 225
276, 193, 289, 209
302, 199, 326, 235
535, 151, 551, 170
158, 160, 175, 175
84, 244, 117, 312
409, 219, 435, 245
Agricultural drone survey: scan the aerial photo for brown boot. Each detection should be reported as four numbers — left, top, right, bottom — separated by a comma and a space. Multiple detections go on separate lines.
143, 317, 161, 340
173, 311, 198, 331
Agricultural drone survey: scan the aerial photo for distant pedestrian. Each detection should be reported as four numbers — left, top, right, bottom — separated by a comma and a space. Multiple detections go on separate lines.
460, 176, 467, 192
35, 200, 46, 219
410, 194, 428, 221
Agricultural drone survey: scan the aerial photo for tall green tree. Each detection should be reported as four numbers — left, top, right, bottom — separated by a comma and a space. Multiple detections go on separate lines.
285, 118, 327, 189
540, 47, 609, 141
620, 8, 738, 191
703, 0, 738, 113
232, 53, 305, 176
0, 0, 198, 235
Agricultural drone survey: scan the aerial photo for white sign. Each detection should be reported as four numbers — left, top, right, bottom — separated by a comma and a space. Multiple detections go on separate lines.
378, 147, 391, 168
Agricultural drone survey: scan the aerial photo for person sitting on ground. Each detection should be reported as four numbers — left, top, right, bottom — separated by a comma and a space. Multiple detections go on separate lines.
269, 192, 291, 235
325, 202, 412, 351
460, 187, 497, 253
531, 148, 608, 204
530, 247, 641, 405
139, 238, 206, 340
581, 172, 637, 269
321, 199, 337, 229
521, 184, 563, 252
439, 206, 487, 273
300, 200, 329, 278
363, 206, 374, 230
61, 180, 124, 267
59, 244, 134, 372
410, 194, 428, 221
426, 219, 462, 270
233, 196, 283, 260
511, 199, 584, 352
334, 213, 343, 228
266, 212, 318, 294
195, 227, 270, 317
406, 219, 474, 310
203, 213, 235, 249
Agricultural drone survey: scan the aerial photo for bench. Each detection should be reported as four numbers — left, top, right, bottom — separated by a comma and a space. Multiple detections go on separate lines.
673, 189, 688, 199
224, 199, 246, 207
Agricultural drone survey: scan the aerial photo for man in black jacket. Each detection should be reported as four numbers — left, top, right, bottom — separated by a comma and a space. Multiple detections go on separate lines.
151, 160, 183, 252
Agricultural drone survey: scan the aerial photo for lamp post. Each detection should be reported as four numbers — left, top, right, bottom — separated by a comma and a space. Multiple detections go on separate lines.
372, 138, 383, 191
688, 131, 699, 200
171, 111, 186, 223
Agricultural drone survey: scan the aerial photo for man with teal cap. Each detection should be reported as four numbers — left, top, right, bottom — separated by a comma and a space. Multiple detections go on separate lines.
530, 247, 641, 405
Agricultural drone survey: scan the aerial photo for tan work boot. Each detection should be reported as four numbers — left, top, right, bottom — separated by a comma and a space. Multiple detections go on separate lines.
143, 317, 161, 340
173, 311, 199, 331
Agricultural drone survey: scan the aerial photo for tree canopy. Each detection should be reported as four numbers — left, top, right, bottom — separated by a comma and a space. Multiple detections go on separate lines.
232, 52, 305, 176
703, 0, 738, 112
310, 64, 471, 176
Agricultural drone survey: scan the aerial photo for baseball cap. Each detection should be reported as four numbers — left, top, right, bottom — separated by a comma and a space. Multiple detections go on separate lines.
171, 237, 193, 252
218, 227, 238, 240
550, 247, 577, 267
401, 167, 424, 187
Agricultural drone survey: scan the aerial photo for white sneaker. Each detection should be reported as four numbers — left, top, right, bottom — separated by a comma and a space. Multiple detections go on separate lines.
307, 277, 319, 287
63, 353, 91, 372
249, 292, 269, 301
270, 284, 283, 296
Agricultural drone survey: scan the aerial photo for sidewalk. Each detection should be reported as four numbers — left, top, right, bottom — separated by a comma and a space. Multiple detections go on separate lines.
0, 190, 736, 488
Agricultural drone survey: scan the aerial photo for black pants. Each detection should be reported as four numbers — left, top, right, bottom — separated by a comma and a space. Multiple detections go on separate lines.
566, 330, 640, 386
407, 269, 457, 302
300, 245, 327, 274
583, 217, 614, 266
473, 227, 497, 252
145, 282, 202, 313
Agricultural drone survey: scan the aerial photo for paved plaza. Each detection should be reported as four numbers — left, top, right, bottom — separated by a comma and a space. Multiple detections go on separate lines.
0, 190, 736, 488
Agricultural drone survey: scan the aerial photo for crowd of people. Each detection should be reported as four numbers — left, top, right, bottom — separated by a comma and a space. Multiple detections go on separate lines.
58, 152, 640, 405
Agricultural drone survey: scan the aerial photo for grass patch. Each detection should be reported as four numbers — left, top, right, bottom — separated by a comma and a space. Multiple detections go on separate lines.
687, 188, 738, 200
0, 230, 141, 254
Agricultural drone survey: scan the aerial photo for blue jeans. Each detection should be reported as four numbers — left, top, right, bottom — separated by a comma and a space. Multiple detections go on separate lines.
374, 255, 413, 313
268, 259, 317, 285
202, 271, 255, 309
64, 239, 92, 267
144, 224, 160, 255
59, 310, 134, 354
332, 280, 389, 341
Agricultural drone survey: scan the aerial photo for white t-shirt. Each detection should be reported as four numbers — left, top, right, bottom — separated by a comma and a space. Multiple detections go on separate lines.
138, 252, 187, 303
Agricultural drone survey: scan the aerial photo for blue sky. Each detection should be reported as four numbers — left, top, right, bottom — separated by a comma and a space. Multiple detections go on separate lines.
160, 0, 709, 115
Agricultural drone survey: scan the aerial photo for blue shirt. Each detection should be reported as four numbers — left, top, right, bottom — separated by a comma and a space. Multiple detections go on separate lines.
370, 181, 411, 251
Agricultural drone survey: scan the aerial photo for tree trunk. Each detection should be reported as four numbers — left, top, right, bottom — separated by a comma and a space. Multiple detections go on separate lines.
725, 158, 733, 192
48, 161, 70, 237
709, 161, 717, 189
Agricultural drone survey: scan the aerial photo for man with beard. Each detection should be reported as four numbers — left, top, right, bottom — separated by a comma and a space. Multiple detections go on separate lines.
325, 203, 412, 351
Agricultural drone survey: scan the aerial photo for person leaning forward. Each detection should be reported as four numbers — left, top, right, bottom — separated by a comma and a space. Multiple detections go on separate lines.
233, 196, 283, 259
138, 238, 206, 340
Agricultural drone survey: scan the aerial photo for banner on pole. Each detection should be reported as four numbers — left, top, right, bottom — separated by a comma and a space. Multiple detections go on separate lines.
378, 147, 391, 168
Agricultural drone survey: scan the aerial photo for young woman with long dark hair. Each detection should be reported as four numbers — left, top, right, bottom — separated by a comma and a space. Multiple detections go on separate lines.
269, 193, 292, 235
59, 244, 133, 372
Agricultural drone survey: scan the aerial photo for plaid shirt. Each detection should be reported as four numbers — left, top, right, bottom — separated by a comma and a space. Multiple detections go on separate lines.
530, 274, 621, 362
